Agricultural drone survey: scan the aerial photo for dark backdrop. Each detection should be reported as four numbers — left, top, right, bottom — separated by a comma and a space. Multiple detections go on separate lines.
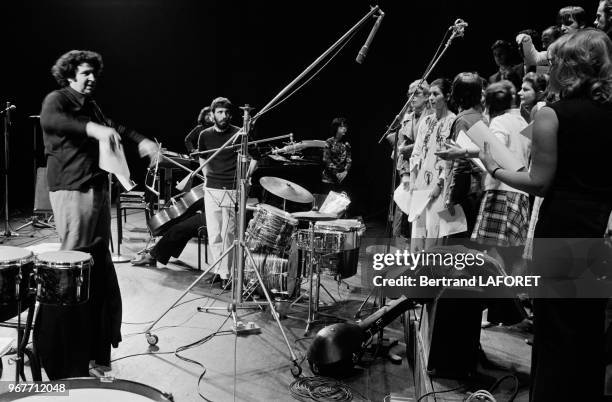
0, 0, 594, 221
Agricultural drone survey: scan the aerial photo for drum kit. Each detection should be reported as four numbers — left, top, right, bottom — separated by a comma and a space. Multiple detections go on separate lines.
243, 176, 365, 334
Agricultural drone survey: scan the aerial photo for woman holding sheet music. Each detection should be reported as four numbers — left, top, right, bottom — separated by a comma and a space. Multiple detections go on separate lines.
479, 29, 612, 401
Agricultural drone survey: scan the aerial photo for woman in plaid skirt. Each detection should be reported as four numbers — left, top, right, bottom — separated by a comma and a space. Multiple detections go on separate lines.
471, 81, 531, 272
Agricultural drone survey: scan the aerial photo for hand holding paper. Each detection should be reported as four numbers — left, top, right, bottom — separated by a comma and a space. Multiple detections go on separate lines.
479, 142, 500, 173
466, 121, 524, 172
99, 137, 136, 191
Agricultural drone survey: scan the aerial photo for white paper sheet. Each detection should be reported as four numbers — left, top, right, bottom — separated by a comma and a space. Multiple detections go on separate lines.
466, 121, 524, 172
393, 183, 411, 215
99, 138, 136, 191
438, 205, 468, 237
456, 131, 487, 172
408, 190, 431, 222
520, 122, 533, 141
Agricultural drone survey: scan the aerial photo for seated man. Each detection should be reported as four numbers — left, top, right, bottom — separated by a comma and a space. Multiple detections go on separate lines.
132, 208, 205, 267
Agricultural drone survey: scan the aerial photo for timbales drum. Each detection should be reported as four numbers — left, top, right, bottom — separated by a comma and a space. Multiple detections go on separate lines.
0, 246, 34, 305
245, 204, 298, 253
295, 219, 365, 254
35, 251, 92, 305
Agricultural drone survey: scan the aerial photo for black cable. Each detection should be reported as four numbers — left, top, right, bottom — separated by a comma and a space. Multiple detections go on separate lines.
110, 351, 175, 363
121, 295, 213, 326
289, 376, 354, 402
173, 313, 233, 401
416, 386, 465, 402
488, 374, 520, 402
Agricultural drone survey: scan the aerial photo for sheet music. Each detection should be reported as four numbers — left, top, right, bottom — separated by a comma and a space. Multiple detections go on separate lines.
393, 183, 411, 215
520, 122, 533, 141
466, 121, 524, 172
438, 205, 468, 237
408, 190, 431, 222
99, 138, 136, 191
456, 131, 487, 172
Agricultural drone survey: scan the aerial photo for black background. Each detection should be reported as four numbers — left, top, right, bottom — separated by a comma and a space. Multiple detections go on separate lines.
0, 0, 595, 219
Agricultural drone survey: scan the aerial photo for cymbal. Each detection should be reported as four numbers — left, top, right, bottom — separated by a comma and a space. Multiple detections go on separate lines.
259, 176, 314, 204
291, 210, 336, 221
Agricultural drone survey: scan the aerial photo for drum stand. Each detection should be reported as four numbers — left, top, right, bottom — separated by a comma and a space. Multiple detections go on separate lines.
142, 107, 302, 377
288, 221, 344, 335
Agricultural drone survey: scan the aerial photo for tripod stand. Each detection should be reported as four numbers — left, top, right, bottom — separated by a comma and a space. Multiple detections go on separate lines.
142, 106, 301, 375
1, 102, 19, 240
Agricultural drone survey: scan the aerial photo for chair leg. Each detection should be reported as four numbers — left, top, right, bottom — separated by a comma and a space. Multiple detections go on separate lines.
205, 237, 208, 263
198, 236, 202, 271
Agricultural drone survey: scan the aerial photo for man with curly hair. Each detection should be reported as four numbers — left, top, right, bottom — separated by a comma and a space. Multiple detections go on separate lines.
37, 49, 158, 379
595, 0, 612, 39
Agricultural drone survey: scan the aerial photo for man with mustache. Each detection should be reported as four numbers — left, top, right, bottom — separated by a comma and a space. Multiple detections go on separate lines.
37, 49, 158, 378
198, 97, 248, 288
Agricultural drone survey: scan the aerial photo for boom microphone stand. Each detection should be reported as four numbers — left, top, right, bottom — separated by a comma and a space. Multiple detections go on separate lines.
1, 102, 19, 240
355, 19, 468, 356
142, 5, 384, 378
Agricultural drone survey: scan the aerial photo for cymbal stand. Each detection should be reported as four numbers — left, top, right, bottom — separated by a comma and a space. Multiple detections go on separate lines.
143, 106, 302, 376
1, 102, 19, 239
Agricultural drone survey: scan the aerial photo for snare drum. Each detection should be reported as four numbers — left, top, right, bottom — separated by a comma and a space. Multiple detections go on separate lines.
245, 204, 298, 253
244, 253, 299, 299
35, 251, 92, 306
0, 377, 173, 401
0, 246, 34, 305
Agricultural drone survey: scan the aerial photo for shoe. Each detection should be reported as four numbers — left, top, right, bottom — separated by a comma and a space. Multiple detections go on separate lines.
207, 274, 222, 284
131, 253, 157, 267
221, 279, 232, 290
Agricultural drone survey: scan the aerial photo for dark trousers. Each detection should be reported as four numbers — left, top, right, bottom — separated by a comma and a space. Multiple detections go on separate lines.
150, 212, 205, 264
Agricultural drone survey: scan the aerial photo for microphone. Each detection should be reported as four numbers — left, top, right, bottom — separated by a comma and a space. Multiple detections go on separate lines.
356, 11, 385, 64
1, 104, 16, 114
449, 18, 468, 37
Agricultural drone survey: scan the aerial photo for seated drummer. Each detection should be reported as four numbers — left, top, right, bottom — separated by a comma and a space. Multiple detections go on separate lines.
132, 105, 213, 267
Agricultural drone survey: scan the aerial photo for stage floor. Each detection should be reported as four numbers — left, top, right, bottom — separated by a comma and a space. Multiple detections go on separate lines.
0, 210, 413, 401
2, 209, 612, 401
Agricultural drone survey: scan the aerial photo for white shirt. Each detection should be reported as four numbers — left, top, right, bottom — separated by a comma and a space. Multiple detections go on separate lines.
484, 112, 531, 194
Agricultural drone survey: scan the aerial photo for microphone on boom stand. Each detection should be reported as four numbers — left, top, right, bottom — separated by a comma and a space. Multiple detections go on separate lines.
355, 10, 385, 64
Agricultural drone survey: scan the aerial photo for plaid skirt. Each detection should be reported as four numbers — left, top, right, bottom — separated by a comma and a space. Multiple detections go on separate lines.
471, 190, 530, 247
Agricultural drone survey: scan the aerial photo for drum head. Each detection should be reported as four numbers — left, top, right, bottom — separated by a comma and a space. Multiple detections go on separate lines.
315, 219, 364, 232
0, 378, 173, 401
37, 251, 91, 264
258, 204, 298, 225
0, 246, 33, 264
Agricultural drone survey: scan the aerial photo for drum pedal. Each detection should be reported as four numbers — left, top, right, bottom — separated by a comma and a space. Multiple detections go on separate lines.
233, 321, 261, 335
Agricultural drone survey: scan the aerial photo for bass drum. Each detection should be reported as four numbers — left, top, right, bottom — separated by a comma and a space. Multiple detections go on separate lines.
244, 252, 300, 300
0, 377, 173, 401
